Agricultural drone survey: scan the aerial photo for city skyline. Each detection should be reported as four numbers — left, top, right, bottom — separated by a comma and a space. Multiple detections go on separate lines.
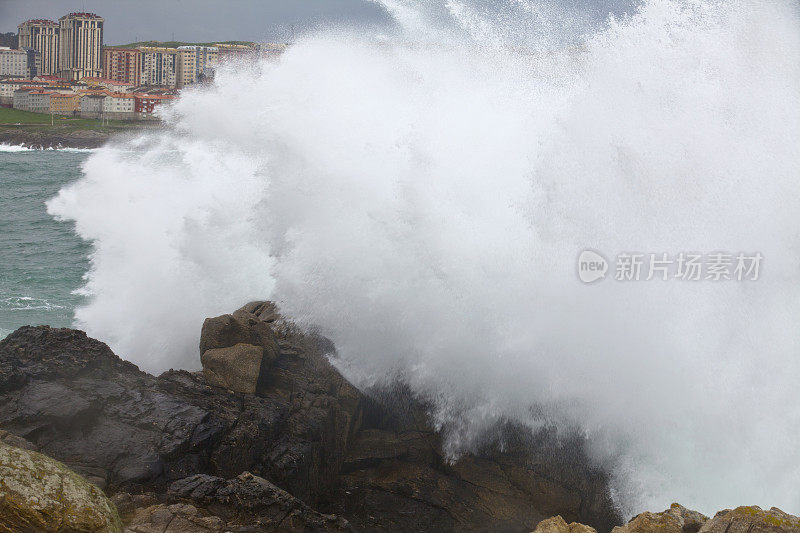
0, 0, 393, 45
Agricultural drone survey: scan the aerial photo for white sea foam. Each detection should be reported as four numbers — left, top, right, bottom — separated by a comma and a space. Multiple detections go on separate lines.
0, 143, 34, 153
0, 143, 96, 153
47, 0, 800, 516
0, 296, 67, 311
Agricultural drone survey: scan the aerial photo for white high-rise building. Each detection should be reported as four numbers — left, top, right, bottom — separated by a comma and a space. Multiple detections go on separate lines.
0, 47, 28, 77
138, 47, 178, 87
177, 46, 218, 88
18, 19, 59, 76
58, 12, 104, 81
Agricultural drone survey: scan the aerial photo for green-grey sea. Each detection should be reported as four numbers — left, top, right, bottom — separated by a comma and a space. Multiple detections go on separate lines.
0, 146, 91, 339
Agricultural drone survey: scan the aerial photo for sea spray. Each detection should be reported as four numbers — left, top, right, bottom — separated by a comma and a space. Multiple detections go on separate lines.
47, 0, 800, 516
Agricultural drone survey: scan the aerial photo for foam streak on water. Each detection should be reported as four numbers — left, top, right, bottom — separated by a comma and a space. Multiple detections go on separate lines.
46, 0, 800, 515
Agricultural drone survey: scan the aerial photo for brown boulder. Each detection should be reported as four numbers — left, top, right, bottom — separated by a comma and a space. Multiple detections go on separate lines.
201, 343, 267, 394
199, 306, 280, 356
533, 515, 598, 533
199, 303, 282, 396
0, 441, 122, 533
612, 504, 709, 533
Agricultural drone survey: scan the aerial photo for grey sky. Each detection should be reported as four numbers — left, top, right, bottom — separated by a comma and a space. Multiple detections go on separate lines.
0, 0, 393, 44
0, 0, 636, 45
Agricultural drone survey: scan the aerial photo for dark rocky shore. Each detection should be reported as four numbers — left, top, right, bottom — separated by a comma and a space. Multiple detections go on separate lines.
0, 302, 797, 532
0, 125, 153, 149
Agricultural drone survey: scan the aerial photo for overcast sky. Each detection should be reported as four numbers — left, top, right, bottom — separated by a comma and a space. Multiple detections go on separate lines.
0, 0, 393, 44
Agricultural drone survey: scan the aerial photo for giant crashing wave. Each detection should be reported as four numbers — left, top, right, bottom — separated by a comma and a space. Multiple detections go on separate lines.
47, 0, 800, 517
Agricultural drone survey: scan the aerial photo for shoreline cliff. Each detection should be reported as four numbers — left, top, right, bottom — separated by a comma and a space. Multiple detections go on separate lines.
0, 302, 797, 532
0, 124, 156, 150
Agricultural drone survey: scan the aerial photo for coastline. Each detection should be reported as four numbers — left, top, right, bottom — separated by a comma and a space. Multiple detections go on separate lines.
2, 305, 799, 532
0, 124, 158, 150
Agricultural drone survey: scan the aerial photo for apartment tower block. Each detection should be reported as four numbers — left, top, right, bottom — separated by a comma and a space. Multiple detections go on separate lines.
58, 12, 104, 80
17, 19, 59, 75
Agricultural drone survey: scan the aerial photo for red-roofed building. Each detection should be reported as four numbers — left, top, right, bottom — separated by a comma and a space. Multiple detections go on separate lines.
82, 76, 136, 92
33, 75, 66, 82
49, 92, 79, 115
134, 94, 175, 119
13, 88, 54, 113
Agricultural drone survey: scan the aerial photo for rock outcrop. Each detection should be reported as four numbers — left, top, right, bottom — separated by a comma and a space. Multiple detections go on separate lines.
0, 126, 146, 150
0, 440, 122, 533
201, 343, 268, 394
533, 515, 598, 533
698, 506, 800, 533
0, 302, 621, 532
611, 503, 709, 533
118, 472, 354, 533
536, 504, 800, 533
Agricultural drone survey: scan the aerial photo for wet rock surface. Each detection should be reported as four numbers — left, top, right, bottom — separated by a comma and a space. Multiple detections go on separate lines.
0, 127, 116, 149
0, 302, 621, 531
116, 472, 354, 532
0, 440, 122, 532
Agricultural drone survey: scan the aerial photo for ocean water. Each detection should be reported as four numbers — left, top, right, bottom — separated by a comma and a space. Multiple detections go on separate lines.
0, 146, 91, 339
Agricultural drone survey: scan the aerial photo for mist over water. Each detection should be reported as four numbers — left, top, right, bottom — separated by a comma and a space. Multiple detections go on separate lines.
47, 0, 800, 516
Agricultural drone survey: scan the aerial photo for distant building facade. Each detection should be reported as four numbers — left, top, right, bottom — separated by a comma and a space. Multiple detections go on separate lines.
215, 43, 256, 62
13, 88, 52, 113
134, 94, 173, 118
58, 13, 104, 80
138, 47, 178, 87
103, 48, 140, 86
49, 92, 78, 115
79, 93, 105, 118
176, 46, 217, 88
0, 79, 49, 102
17, 20, 59, 75
83, 76, 136, 92
21, 47, 42, 78
0, 47, 28, 77
103, 92, 135, 119
257, 43, 288, 61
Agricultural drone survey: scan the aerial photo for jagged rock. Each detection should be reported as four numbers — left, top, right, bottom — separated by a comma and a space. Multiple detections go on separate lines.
697, 506, 800, 533
167, 472, 354, 532
612, 504, 709, 533
0, 323, 360, 503
0, 440, 122, 532
536, 504, 710, 533
201, 343, 266, 394
668, 503, 709, 533
533, 515, 598, 533
0, 127, 118, 150
125, 503, 225, 533
115, 472, 354, 532
611, 510, 682, 533
0, 303, 621, 532
199, 307, 280, 356
111, 492, 159, 520
199, 305, 281, 395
